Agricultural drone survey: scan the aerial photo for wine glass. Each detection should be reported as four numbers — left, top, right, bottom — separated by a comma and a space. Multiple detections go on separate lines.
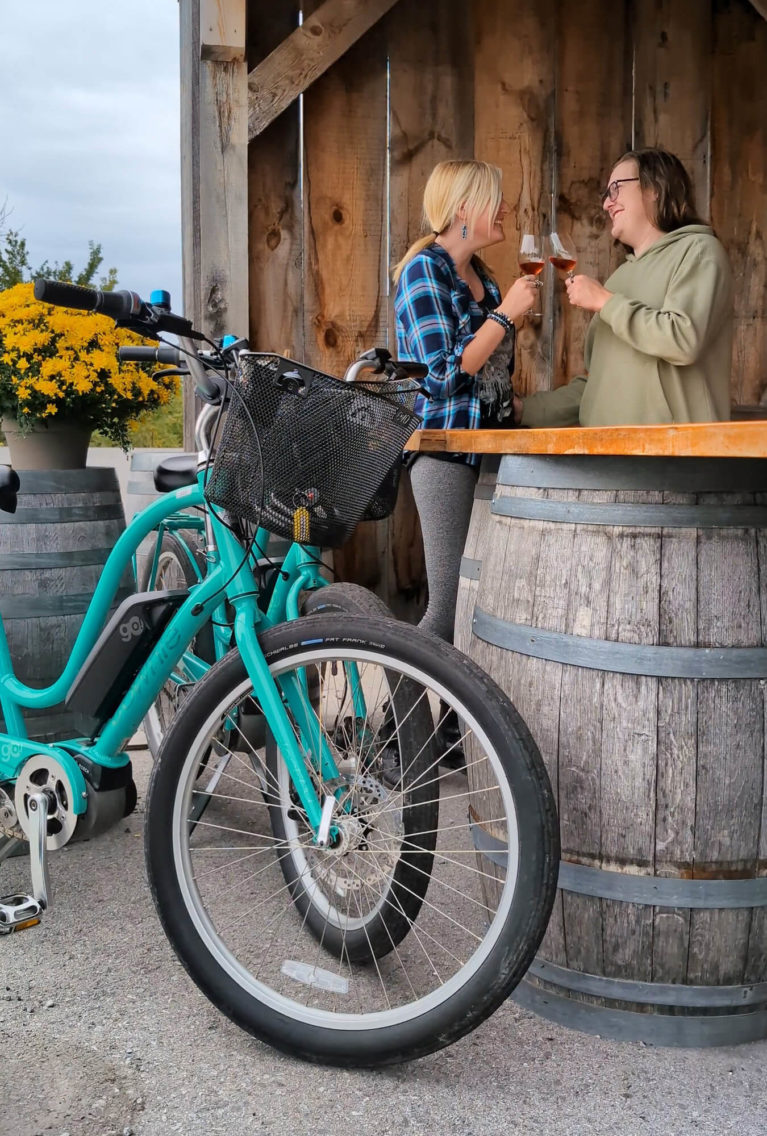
548, 232, 577, 279
518, 233, 545, 316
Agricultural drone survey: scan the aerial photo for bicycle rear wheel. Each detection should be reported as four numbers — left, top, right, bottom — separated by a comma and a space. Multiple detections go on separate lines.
145, 614, 559, 1067
268, 585, 438, 962
141, 530, 215, 757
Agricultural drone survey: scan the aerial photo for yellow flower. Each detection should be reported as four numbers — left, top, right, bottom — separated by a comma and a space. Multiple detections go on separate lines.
0, 280, 179, 448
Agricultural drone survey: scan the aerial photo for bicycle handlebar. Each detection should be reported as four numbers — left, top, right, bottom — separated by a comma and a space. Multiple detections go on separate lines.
33, 277, 426, 410
117, 345, 182, 365
34, 277, 198, 341
343, 349, 428, 385
34, 276, 223, 403
34, 278, 143, 320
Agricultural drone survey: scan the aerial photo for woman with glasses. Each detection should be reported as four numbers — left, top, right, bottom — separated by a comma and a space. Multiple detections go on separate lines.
516, 147, 733, 427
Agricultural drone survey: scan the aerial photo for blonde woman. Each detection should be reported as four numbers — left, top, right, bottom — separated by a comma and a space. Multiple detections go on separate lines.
394, 160, 537, 644
389, 161, 536, 778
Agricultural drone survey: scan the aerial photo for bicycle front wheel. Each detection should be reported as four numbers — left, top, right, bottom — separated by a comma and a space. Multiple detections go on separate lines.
145, 614, 558, 1067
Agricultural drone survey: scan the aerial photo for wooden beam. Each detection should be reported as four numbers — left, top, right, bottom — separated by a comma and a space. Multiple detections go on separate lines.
180, 0, 249, 345
200, 0, 245, 61
406, 421, 767, 458
180, 0, 202, 448
247, 0, 401, 140
748, 0, 767, 21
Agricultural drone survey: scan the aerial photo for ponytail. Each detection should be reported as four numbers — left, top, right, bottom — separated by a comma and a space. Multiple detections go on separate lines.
392, 234, 437, 286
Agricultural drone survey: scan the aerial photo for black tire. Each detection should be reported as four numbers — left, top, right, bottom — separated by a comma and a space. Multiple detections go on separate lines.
300, 581, 393, 620
141, 530, 216, 757
145, 613, 559, 1067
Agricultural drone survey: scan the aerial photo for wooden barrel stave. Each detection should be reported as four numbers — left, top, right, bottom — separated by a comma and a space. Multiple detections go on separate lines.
454, 455, 498, 660
459, 454, 767, 1043
0, 468, 132, 743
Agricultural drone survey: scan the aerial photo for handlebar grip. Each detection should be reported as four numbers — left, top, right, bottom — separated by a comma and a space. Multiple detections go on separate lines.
392, 360, 428, 380
117, 345, 181, 365
34, 278, 141, 320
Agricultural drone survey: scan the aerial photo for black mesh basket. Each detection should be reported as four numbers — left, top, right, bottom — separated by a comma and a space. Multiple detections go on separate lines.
204, 353, 422, 548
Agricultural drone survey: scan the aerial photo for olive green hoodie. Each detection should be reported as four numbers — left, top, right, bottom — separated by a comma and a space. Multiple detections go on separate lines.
521, 225, 733, 427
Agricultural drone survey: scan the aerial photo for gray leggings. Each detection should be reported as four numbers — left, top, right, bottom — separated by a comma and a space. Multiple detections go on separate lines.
409, 455, 477, 642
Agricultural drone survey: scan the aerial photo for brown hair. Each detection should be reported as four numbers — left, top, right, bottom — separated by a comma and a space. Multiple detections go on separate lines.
612, 148, 705, 232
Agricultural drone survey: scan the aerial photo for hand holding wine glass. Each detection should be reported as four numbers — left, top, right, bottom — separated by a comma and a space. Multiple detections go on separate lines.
518, 233, 545, 316
548, 232, 577, 278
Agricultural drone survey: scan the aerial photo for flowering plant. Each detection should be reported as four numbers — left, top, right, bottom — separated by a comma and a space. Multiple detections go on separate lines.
0, 281, 178, 448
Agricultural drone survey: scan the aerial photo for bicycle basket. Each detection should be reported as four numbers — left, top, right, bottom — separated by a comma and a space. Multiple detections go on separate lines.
203, 353, 422, 548
361, 456, 402, 522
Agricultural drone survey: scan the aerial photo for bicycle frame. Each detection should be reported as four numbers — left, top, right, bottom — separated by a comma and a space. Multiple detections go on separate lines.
0, 470, 339, 832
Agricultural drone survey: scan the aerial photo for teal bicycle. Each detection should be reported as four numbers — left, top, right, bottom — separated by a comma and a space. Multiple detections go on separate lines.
128, 343, 405, 759
0, 278, 559, 1067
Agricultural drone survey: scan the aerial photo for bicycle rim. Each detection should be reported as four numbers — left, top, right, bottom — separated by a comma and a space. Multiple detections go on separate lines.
147, 617, 557, 1064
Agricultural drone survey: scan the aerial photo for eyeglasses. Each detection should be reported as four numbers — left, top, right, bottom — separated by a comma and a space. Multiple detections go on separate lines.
600, 177, 639, 204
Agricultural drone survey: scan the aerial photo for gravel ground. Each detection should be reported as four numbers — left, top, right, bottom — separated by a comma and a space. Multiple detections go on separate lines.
2, 748, 766, 1136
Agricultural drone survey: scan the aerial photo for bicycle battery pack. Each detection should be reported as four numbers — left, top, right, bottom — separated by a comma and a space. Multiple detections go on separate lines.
66, 590, 188, 733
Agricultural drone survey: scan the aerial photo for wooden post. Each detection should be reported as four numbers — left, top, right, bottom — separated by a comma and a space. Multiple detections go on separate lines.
632, 0, 712, 215
247, 3, 303, 360
200, 0, 245, 60
301, 2, 388, 594
474, 0, 556, 398
384, 0, 475, 619
180, 0, 248, 449
553, 0, 631, 386
712, 0, 767, 410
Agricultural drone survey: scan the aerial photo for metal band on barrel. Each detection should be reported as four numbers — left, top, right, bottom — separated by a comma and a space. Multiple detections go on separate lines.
491, 496, 767, 528
497, 454, 767, 493
469, 822, 767, 907
472, 607, 767, 679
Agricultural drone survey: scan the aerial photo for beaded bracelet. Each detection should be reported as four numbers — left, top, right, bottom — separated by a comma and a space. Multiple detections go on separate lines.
485, 309, 514, 334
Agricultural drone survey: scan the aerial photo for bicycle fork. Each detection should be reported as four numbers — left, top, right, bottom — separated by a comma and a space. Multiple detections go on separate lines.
234, 610, 343, 841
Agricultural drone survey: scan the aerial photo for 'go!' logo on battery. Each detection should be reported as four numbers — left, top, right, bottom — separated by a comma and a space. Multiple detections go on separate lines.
119, 614, 145, 643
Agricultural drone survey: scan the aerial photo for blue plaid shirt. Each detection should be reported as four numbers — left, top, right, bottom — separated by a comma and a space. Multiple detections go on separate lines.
394, 243, 502, 466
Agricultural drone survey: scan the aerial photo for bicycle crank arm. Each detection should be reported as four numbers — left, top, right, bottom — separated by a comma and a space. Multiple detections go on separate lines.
28, 792, 51, 911
0, 793, 52, 933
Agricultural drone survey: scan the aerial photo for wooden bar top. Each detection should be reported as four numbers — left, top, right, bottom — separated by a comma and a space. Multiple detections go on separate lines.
405, 420, 767, 459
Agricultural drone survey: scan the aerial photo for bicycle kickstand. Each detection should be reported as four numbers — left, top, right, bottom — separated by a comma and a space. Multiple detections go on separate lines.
0, 792, 50, 934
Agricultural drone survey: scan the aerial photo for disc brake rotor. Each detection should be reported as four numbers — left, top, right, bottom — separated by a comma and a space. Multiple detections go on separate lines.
307, 770, 403, 897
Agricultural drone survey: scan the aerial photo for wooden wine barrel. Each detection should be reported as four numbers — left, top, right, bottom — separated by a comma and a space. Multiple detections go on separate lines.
454, 455, 499, 654
455, 451, 767, 1046
0, 467, 133, 743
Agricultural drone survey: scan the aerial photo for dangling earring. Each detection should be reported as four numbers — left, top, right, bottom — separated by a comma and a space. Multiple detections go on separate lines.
461, 223, 468, 240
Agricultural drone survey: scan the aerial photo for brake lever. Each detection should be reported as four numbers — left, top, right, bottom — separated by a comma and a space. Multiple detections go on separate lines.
151, 367, 189, 380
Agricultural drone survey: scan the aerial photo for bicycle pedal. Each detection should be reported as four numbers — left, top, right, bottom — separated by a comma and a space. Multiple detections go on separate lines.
0, 894, 43, 934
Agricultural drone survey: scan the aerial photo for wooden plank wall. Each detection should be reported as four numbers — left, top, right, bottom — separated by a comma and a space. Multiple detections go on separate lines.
243, 0, 767, 611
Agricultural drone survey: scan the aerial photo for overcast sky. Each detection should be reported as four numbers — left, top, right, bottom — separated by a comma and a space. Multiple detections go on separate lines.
0, 1, 182, 308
